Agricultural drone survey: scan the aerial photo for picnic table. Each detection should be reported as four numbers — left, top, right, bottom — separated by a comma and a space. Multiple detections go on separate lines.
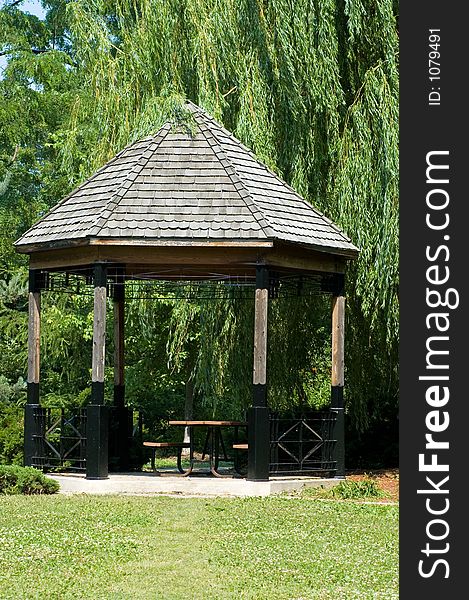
168, 420, 246, 477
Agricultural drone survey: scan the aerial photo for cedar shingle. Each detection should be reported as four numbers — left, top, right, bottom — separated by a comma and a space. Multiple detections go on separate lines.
15, 102, 357, 256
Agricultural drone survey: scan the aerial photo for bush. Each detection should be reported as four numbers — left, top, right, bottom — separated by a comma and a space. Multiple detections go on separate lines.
0, 465, 59, 495
0, 402, 24, 465
331, 478, 384, 499
0, 377, 26, 465
303, 476, 385, 501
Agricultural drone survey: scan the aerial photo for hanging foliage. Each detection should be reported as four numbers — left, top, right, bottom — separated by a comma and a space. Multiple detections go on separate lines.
46, 0, 399, 429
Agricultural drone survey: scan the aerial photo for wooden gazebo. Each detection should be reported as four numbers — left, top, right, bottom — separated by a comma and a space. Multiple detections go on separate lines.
15, 102, 358, 481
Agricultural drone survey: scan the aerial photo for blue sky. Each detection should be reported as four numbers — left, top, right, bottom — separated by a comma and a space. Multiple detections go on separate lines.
1, 1, 47, 74
2, 0, 46, 19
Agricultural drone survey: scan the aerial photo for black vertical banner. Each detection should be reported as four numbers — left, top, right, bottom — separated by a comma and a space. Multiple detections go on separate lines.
400, 3, 468, 598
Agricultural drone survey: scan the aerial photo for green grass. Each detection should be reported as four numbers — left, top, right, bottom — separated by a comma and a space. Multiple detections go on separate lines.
144, 456, 236, 473
0, 495, 398, 600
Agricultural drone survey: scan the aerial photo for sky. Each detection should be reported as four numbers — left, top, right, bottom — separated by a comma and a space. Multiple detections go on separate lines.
1, 1, 47, 75
13, 0, 45, 17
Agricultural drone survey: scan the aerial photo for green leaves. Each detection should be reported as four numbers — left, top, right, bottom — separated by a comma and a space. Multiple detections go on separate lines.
0, 3, 78, 275
0, 0, 399, 432
0, 464, 59, 494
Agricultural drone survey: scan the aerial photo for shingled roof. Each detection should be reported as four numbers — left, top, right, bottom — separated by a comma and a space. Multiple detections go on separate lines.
15, 102, 358, 257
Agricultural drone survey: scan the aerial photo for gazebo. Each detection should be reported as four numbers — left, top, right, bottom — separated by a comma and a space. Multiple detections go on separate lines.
15, 102, 358, 481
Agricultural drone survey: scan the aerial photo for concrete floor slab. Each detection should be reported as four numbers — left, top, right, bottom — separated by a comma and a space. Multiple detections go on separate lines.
49, 472, 340, 498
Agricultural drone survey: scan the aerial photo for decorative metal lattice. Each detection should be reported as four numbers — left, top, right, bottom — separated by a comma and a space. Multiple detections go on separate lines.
30, 406, 144, 472
269, 411, 337, 475
38, 268, 336, 300
31, 407, 87, 472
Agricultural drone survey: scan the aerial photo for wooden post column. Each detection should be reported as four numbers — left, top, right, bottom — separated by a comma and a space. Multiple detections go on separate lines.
113, 281, 125, 407
112, 280, 131, 471
331, 274, 346, 479
87, 263, 109, 479
24, 269, 44, 467
247, 265, 270, 481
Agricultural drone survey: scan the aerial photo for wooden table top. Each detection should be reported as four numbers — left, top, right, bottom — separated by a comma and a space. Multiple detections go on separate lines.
168, 420, 246, 426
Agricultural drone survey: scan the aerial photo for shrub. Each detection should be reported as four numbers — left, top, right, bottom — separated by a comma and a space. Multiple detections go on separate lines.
331, 478, 384, 500
0, 465, 59, 495
0, 402, 24, 465
303, 476, 386, 501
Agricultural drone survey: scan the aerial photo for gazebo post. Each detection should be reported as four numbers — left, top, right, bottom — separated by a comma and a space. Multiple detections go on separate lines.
24, 269, 43, 467
86, 262, 109, 479
331, 273, 346, 479
247, 265, 270, 481
112, 278, 131, 470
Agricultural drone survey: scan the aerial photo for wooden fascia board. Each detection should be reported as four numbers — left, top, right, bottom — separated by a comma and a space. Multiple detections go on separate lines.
28, 245, 269, 271
19, 237, 273, 255
27, 240, 348, 275
15, 239, 90, 254
265, 244, 347, 274
88, 238, 274, 248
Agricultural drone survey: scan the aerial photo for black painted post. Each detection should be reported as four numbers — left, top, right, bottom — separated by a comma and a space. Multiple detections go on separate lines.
112, 278, 131, 471
87, 263, 109, 479
331, 273, 346, 479
24, 269, 44, 467
247, 265, 270, 481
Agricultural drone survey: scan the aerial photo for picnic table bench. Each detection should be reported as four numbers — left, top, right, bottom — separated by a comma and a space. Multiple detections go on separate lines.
143, 441, 190, 474
232, 443, 248, 475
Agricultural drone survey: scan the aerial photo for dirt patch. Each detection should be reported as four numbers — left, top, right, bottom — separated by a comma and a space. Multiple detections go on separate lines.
346, 468, 399, 503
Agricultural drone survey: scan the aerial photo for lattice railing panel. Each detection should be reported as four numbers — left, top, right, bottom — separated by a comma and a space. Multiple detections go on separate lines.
269, 411, 337, 475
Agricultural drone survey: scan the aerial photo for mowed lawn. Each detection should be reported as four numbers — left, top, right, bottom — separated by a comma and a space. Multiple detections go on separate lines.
0, 494, 398, 600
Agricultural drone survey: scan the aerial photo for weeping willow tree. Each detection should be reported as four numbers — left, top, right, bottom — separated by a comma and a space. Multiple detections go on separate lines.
164, 288, 331, 422
53, 0, 398, 430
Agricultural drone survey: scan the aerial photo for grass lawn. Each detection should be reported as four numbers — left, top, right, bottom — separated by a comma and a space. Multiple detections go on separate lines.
0, 494, 398, 600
